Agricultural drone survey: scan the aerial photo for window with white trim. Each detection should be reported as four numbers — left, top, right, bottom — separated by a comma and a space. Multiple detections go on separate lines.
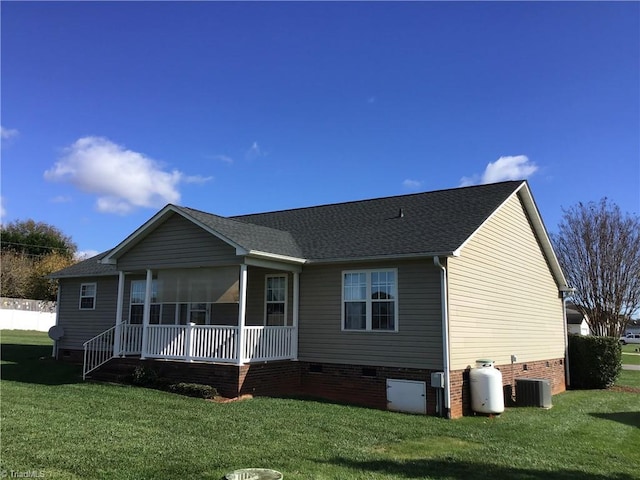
265, 275, 287, 326
342, 269, 398, 331
129, 280, 161, 324
79, 283, 96, 310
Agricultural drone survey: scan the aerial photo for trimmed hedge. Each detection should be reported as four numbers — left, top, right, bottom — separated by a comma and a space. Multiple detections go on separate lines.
168, 382, 218, 399
568, 334, 621, 389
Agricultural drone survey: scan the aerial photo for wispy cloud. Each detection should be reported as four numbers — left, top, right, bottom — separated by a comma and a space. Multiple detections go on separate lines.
402, 179, 423, 191
44, 136, 212, 215
0, 196, 6, 221
460, 155, 538, 187
245, 141, 264, 161
75, 250, 100, 261
1, 126, 19, 140
51, 195, 72, 203
211, 154, 234, 165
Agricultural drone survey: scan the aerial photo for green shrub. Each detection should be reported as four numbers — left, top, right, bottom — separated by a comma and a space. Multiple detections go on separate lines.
130, 365, 159, 387
168, 382, 218, 399
568, 334, 621, 389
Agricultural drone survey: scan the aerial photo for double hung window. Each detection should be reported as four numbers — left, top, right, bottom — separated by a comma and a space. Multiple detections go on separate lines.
79, 283, 96, 310
343, 269, 397, 331
265, 275, 287, 326
129, 280, 161, 324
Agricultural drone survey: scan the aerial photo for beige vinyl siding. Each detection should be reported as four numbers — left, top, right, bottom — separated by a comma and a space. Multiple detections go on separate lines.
298, 260, 443, 369
56, 276, 119, 350
447, 192, 565, 370
117, 213, 240, 270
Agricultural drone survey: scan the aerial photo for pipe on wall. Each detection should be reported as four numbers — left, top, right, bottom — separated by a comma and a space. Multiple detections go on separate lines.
434, 256, 452, 418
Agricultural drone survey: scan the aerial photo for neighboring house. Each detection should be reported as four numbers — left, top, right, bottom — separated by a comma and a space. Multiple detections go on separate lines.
566, 303, 590, 336
50, 180, 570, 418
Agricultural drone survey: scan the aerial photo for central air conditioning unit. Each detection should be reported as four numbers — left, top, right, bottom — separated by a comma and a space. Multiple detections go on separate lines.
515, 378, 552, 408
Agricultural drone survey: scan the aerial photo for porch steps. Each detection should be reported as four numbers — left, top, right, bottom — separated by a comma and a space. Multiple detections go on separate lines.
86, 357, 139, 384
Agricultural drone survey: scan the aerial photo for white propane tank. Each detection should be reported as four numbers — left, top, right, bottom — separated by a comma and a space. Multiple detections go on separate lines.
470, 359, 505, 414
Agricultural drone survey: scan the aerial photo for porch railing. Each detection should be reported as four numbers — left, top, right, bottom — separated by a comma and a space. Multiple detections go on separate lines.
119, 324, 144, 355
243, 326, 295, 362
144, 324, 295, 363
84, 323, 296, 378
83, 326, 116, 380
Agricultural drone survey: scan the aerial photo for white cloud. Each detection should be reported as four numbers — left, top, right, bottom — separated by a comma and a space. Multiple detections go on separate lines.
44, 136, 211, 214
1, 126, 19, 140
75, 250, 100, 261
0, 196, 6, 220
212, 154, 234, 165
245, 141, 264, 161
402, 179, 422, 190
460, 155, 538, 187
51, 195, 72, 203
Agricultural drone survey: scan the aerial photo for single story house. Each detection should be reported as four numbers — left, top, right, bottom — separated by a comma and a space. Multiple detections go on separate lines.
566, 303, 590, 336
51, 180, 571, 418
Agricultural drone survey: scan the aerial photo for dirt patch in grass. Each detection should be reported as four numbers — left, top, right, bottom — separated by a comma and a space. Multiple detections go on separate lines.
610, 385, 640, 393
208, 394, 254, 403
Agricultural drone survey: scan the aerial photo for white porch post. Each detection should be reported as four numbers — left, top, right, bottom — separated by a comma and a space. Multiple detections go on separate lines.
113, 271, 125, 357
237, 264, 248, 365
292, 271, 299, 360
140, 269, 153, 359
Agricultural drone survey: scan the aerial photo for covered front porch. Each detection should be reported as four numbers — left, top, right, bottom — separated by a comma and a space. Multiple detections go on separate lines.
83, 262, 300, 379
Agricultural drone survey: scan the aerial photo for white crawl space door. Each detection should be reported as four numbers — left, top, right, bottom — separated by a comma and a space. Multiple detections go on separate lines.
386, 379, 427, 414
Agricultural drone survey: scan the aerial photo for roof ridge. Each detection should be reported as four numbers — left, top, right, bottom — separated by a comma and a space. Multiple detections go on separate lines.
175, 204, 298, 236
231, 180, 525, 218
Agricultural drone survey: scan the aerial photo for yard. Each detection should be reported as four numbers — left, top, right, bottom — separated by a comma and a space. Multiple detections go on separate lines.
1, 330, 639, 480
622, 343, 640, 366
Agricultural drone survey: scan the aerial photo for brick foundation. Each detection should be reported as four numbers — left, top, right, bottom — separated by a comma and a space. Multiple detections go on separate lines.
450, 358, 566, 418
58, 348, 84, 364
298, 362, 441, 415
68, 352, 566, 418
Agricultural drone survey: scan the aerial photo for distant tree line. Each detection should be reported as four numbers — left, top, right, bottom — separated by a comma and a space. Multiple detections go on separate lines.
1, 220, 77, 301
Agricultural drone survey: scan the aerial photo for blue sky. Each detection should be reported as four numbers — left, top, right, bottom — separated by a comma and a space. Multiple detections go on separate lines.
1, 2, 638, 258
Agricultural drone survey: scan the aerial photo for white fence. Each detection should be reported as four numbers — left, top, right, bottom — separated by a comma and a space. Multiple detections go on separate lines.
0, 298, 56, 332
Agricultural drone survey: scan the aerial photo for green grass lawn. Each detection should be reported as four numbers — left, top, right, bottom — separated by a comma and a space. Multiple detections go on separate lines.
2, 330, 639, 480
621, 343, 640, 365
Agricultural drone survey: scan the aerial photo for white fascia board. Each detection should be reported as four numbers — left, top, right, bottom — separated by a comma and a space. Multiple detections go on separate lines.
244, 256, 303, 273
517, 183, 569, 290
101, 204, 247, 264
245, 250, 307, 272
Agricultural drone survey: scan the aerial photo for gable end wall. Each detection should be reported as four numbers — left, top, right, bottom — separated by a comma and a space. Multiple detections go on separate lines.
447, 192, 565, 370
116, 214, 240, 270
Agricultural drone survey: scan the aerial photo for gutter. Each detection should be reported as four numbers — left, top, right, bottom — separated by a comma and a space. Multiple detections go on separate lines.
433, 256, 452, 418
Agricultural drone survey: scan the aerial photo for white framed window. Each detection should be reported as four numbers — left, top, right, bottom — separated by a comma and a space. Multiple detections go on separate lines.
129, 280, 161, 324
342, 269, 398, 332
79, 283, 97, 310
264, 274, 287, 326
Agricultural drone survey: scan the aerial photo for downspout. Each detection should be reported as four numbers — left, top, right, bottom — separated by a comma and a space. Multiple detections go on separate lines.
434, 256, 451, 418
561, 288, 575, 388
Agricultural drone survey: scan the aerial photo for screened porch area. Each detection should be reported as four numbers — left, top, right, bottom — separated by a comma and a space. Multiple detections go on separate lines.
83, 263, 299, 379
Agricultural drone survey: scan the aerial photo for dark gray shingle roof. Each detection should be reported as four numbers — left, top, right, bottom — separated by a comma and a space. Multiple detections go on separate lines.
49, 251, 116, 278
233, 181, 523, 261
175, 206, 303, 258
53, 181, 524, 277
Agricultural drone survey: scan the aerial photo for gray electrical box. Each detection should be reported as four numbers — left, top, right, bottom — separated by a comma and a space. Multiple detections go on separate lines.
431, 372, 445, 388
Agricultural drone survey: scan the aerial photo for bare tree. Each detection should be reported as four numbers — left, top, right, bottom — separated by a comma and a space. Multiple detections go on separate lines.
553, 199, 640, 337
